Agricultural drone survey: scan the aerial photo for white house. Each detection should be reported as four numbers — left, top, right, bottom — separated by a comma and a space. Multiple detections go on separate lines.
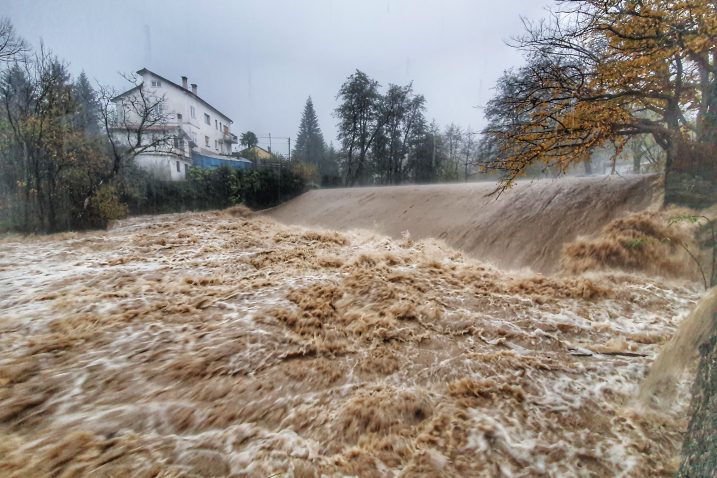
112, 68, 239, 181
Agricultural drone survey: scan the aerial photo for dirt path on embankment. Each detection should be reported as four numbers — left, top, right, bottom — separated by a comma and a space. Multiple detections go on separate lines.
268, 175, 662, 273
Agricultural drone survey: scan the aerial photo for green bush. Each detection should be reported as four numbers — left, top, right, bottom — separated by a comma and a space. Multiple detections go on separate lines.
125, 165, 305, 216
0, 162, 305, 233
86, 184, 129, 228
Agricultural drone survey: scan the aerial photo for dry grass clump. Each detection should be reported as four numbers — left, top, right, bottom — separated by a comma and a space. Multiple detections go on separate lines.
562, 211, 699, 279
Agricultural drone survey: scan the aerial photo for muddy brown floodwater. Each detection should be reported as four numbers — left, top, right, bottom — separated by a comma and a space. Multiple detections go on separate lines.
0, 207, 702, 477
268, 175, 662, 273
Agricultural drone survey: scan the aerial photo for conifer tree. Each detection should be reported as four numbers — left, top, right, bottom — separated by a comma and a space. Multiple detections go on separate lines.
72, 71, 100, 136
293, 97, 326, 168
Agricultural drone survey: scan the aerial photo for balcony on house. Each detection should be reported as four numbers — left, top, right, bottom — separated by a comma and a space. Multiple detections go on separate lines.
221, 127, 238, 144
221, 132, 238, 144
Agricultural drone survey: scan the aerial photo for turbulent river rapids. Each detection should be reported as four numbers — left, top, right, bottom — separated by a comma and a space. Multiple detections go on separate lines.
0, 175, 705, 477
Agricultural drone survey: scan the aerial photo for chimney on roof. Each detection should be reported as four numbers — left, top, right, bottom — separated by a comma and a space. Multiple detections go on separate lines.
181, 76, 188, 89
191, 83, 197, 95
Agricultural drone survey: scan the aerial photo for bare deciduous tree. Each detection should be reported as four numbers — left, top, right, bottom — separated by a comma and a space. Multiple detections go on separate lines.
95, 73, 174, 191
0, 17, 28, 64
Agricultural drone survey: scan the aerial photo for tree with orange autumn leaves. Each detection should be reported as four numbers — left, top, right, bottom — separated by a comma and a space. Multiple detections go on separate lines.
483, 0, 717, 207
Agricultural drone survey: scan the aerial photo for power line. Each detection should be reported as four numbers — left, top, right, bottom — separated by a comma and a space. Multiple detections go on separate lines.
257, 135, 291, 160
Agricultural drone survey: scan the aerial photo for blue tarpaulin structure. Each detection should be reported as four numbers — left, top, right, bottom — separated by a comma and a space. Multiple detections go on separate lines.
192, 152, 254, 171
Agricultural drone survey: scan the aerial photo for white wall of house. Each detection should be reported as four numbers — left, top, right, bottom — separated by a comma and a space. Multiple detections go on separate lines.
140, 71, 234, 157
113, 69, 236, 181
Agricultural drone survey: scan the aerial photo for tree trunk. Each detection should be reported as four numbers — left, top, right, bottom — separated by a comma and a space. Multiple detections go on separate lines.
677, 321, 717, 477
583, 158, 593, 175
47, 169, 57, 233
664, 138, 717, 209
22, 142, 30, 232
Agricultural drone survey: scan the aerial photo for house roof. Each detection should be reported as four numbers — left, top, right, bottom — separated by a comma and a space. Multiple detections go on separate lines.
193, 150, 250, 162
240, 145, 272, 157
112, 68, 233, 124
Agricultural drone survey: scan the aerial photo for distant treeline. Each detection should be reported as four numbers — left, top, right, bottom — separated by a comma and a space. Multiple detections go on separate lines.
289, 74, 490, 188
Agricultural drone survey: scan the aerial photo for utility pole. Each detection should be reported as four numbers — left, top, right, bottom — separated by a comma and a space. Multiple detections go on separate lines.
464, 128, 478, 182
259, 136, 291, 160
432, 130, 436, 181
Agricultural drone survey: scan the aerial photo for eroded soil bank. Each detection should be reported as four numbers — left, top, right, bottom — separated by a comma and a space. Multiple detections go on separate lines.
0, 209, 701, 477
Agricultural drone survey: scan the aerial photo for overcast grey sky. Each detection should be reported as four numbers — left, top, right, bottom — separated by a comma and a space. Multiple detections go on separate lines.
5, 0, 550, 154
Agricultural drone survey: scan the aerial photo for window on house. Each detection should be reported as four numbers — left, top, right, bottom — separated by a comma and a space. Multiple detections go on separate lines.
205, 135, 209, 146
151, 80, 161, 87
177, 113, 182, 121
204, 113, 210, 125
215, 140, 218, 149
215, 119, 218, 130
176, 161, 180, 172
190, 106, 196, 119
173, 137, 185, 152
184, 164, 188, 174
